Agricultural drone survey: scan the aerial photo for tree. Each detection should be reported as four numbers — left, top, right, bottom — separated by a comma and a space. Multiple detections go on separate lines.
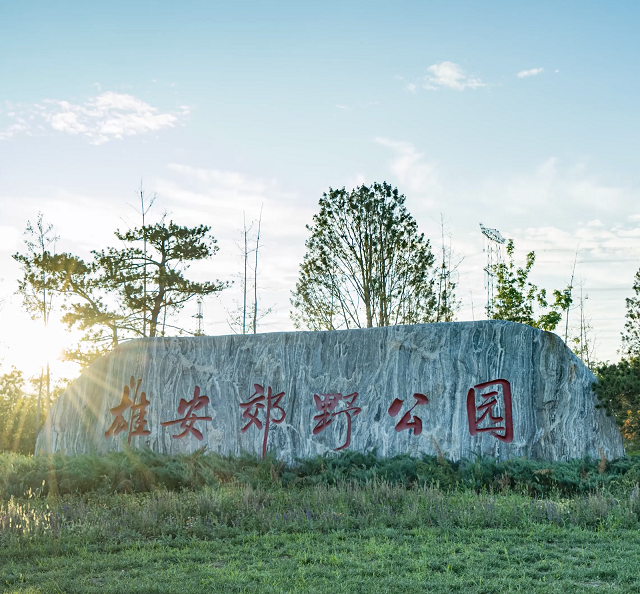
95, 221, 228, 338
0, 367, 68, 454
434, 215, 461, 322
593, 269, 640, 451
12, 212, 58, 450
490, 240, 572, 332
18, 219, 229, 368
0, 367, 31, 453
621, 270, 640, 357
291, 182, 436, 330
226, 208, 272, 335
593, 358, 640, 450
51, 253, 132, 367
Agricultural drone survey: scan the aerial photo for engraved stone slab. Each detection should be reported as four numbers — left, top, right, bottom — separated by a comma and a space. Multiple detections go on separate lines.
37, 321, 625, 462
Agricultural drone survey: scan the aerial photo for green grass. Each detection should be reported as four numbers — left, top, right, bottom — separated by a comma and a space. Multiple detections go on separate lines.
2, 478, 640, 592
3, 527, 640, 593
1, 451, 640, 592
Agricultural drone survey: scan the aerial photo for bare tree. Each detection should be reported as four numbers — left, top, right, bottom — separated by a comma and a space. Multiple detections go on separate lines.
434, 214, 462, 322
12, 213, 59, 452
227, 207, 272, 334
128, 180, 156, 338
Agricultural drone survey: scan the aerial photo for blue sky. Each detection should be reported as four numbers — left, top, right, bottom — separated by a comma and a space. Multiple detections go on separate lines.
1, 1, 640, 376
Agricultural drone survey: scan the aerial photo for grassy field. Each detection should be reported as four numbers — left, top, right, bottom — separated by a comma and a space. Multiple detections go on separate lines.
1, 451, 640, 592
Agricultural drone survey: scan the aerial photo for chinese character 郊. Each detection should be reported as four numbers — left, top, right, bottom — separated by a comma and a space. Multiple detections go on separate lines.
312, 392, 361, 451
105, 376, 151, 444
240, 384, 286, 458
161, 385, 212, 441
387, 393, 429, 435
466, 379, 513, 443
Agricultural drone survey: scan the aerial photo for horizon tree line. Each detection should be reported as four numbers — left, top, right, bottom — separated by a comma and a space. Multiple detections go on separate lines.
2, 179, 640, 451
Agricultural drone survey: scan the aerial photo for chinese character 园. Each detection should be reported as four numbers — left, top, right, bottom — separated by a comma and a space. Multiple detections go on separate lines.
466, 379, 513, 443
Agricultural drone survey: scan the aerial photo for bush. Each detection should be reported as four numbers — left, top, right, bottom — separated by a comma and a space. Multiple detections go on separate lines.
2, 449, 640, 500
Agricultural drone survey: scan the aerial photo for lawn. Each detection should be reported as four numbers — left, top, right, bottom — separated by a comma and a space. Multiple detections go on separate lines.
3, 526, 640, 593
1, 451, 640, 592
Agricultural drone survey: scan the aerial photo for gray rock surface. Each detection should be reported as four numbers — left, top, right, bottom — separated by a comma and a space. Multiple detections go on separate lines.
37, 321, 625, 462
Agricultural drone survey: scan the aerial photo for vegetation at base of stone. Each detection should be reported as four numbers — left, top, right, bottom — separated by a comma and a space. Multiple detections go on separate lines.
2, 449, 640, 501
489, 239, 572, 331
290, 182, 442, 331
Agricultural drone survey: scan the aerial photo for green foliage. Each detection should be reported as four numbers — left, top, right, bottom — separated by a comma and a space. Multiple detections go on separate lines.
622, 269, 640, 357
291, 182, 436, 330
490, 240, 572, 331
594, 357, 640, 448
94, 221, 228, 338
0, 369, 41, 455
12, 212, 58, 324
14, 218, 229, 368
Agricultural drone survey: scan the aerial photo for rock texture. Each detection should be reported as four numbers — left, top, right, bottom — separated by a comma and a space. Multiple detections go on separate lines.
37, 321, 625, 462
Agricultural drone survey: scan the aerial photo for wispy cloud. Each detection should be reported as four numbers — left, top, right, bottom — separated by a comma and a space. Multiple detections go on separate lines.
423, 62, 486, 91
0, 92, 188, 144
375, 138, 439, 196
517, 67, 544, 78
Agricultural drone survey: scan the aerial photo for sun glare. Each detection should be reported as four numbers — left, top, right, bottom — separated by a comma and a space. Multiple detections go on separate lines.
20, 322, 68, 373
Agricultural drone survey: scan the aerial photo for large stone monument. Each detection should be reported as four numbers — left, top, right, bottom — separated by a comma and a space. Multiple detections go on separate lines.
37, 321, 624, 462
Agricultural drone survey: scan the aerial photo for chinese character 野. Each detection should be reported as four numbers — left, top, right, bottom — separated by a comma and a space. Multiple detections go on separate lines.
387, 393, 429, 435
312, 392, 361, 451
105, 376, 151, 444
161, 385, 212, 441
240, 384, 286, 458
466, 379, 513, 443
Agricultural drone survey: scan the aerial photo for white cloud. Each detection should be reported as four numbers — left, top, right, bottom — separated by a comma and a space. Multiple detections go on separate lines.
423, 62, 486, 91
375, 138, 439, 196
406, 83, 417, 93
0, 92, 187, 144
167, 163, 273, 196
0, 226, 20, 252
517, 68, 544, 78
0, 119, 30, 140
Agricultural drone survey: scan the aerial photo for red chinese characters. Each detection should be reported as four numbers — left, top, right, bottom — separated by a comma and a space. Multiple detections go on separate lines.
240, 384, 286, 458
312, 392, 361, 450
387, 393, 429, 435
105, 376, 151, 444
161, 385, 212, 440
466, 379, 513, 443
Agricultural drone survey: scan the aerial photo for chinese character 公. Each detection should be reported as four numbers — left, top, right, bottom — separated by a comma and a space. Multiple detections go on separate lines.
105, 376, 151, 444
312, 392, 361, 451
161, 385, 212, 440
387, 393, 429, 435
466, 379, 513, 443
239, 384, 286, 458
